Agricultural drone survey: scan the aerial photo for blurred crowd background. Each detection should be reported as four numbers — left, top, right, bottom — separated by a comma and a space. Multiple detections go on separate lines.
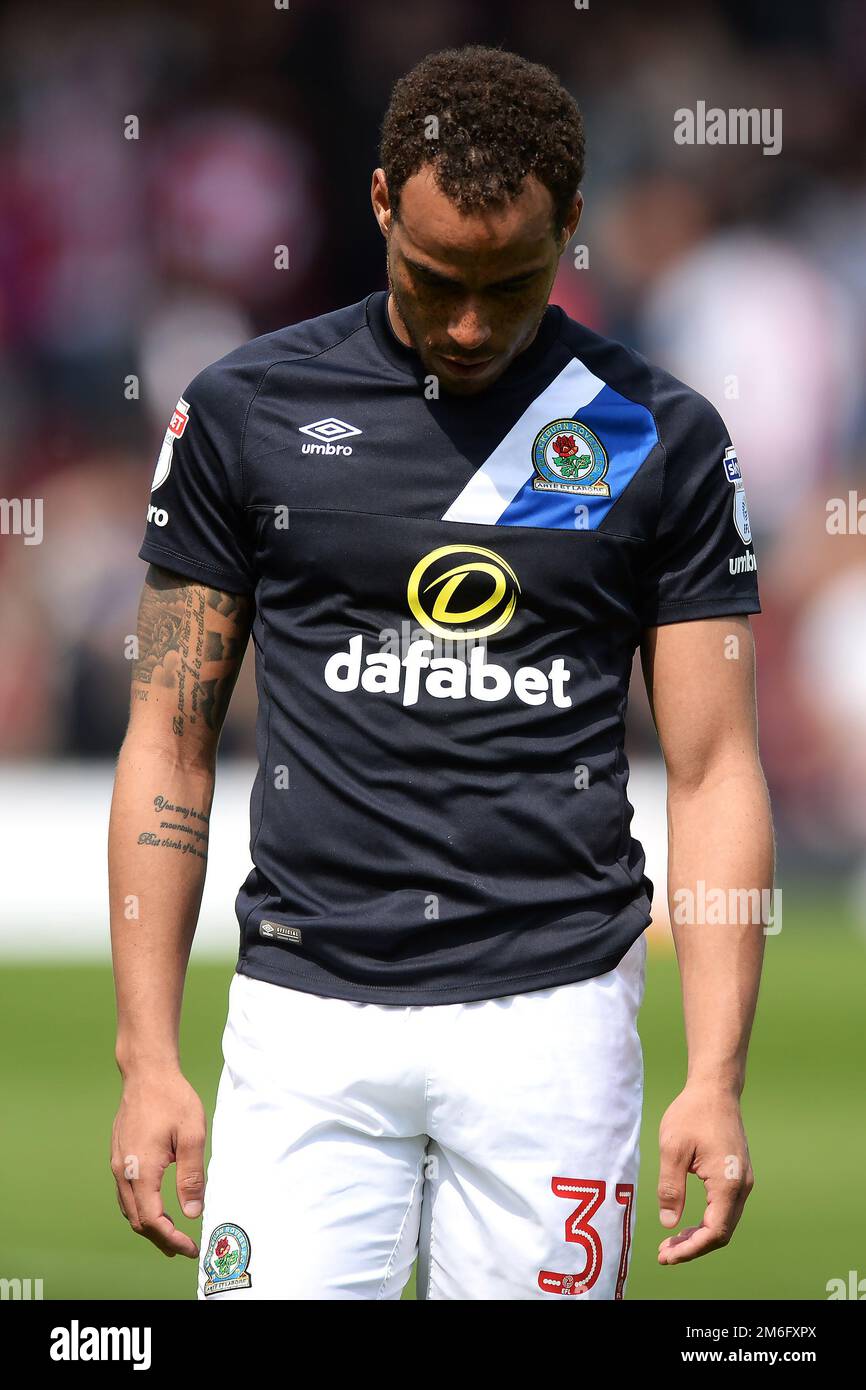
1, 0, 865, 894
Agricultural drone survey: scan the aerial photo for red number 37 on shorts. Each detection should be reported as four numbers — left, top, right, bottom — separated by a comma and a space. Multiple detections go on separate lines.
538, 1178, 635, 1299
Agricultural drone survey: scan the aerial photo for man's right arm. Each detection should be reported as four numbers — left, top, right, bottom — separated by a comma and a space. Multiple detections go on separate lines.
108, 564, 253, 1258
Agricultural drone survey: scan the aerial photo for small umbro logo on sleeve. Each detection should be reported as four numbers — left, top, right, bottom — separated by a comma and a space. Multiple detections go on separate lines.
259, 920, 303, 944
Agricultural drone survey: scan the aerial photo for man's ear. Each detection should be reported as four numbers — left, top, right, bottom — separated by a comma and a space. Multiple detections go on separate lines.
558, 192, 584, 251
371, 168, 393, 237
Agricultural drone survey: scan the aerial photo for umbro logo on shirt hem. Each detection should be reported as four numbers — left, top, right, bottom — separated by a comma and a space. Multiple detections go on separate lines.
299, 417, 362, 456
259, 920, 303, 944
729, 552, 757, 575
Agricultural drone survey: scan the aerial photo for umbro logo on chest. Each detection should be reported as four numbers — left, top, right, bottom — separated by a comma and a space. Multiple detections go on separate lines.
299, 417, 362, 456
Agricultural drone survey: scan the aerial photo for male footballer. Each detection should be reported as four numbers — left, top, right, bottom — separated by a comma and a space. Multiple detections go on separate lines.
109, 45, 773, 1300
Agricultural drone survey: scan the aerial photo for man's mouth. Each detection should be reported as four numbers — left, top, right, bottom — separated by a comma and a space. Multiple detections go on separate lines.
435, 352, 497, 378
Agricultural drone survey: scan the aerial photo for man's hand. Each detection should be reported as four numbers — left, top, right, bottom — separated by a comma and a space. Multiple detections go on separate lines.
657, 1080, 754, 1265
111, 1068, 207, 1259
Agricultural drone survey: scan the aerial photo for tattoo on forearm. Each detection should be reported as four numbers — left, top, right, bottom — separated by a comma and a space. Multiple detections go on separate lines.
131, 567, 252, 735
136, 793, 211, 861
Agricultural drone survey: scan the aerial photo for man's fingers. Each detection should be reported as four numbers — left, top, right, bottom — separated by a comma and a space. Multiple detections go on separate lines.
657, 1136, 692, 1228
135, 1201, 195, 1259
111, 1154, 142, 1230
659, 1217, 730, 1264
114, 1177, 139, 1228
723, 1168, 754, 1249
132, 1165, 199, 1259
658, 1222, 713, 1263
658, 1172, 752, 1265
175, 1124, 207, 1219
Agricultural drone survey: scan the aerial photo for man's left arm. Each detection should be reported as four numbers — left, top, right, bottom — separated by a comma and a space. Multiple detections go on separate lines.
640, 613, 774, 1265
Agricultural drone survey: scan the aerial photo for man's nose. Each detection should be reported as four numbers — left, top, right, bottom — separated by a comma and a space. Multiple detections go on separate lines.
446, 299, 493, 352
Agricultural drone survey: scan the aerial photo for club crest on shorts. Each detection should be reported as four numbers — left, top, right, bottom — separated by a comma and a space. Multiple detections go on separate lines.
722, 445, 752, 545
203, 1222, 252, 1296
532, 419, 610, 497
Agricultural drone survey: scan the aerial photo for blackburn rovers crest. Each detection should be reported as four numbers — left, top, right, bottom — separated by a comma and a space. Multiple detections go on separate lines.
532, 419, 610, 497
203, 1222, 252, 1296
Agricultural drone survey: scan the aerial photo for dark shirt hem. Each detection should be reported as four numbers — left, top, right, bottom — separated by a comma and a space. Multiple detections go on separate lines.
235, 906, 651, 1006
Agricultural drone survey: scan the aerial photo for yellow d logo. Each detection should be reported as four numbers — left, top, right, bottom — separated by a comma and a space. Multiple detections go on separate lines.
407, 544, 520, 639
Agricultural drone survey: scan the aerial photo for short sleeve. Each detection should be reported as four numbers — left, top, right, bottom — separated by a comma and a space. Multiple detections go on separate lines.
138, 365, 256, 594
640, 391, 760, 627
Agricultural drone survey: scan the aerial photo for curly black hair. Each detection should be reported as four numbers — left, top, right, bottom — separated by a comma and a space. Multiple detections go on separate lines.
379, 45, 585, 236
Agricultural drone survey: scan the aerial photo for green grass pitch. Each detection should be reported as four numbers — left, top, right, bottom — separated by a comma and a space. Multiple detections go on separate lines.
2, 901, 863, 1300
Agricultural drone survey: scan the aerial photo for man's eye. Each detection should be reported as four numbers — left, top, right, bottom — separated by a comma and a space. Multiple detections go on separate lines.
410, 270, 533, 295
414, 271, 452, 290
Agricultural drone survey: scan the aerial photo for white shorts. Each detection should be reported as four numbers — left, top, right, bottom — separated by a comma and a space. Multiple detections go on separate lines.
197, 932, 647, 1301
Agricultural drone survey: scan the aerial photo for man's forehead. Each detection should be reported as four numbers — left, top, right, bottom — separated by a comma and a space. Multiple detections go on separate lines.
394, 166, 556, 272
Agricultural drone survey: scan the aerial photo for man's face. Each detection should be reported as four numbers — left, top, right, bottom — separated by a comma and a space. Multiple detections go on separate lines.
372, 165, 581, 396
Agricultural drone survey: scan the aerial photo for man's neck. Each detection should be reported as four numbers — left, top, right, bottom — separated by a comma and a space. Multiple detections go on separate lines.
386, 292, 413, 348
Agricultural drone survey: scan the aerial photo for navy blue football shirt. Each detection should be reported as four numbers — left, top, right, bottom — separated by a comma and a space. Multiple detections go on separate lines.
139, 290, 760, 1003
